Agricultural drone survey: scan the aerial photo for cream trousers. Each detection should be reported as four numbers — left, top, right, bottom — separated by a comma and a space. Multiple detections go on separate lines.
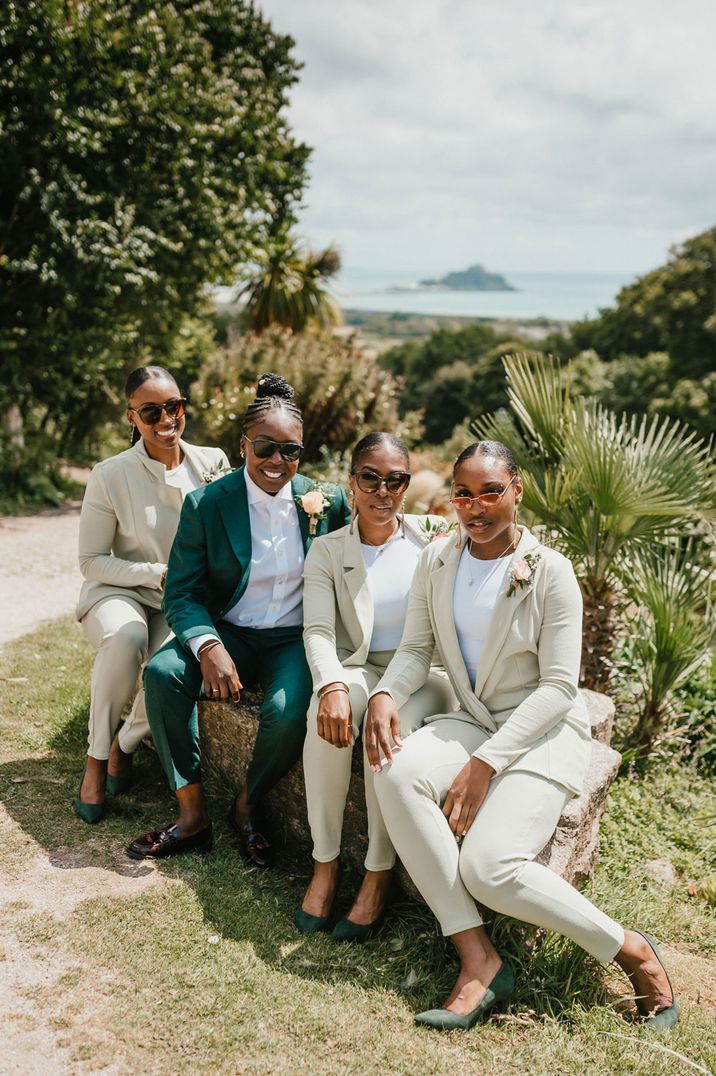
81, 595, 171, 759
303, 654, 456, 872
375, 718, 625, 962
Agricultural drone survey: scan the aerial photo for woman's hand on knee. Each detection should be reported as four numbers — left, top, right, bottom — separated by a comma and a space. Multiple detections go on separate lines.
442, 757, 495, 839
316, 685, 353, 748
200, 644, 242, 703
365, 693, 402, 772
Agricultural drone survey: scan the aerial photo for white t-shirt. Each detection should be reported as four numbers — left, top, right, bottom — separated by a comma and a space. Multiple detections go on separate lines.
361, 530, 423, 652
164, 459, 201, 498
453, 546, 512, 687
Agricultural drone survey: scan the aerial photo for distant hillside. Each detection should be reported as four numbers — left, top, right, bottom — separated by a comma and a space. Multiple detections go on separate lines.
419, 263, 516, 291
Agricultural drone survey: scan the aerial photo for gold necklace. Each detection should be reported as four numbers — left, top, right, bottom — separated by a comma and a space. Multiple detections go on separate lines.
359, 520, 400, 551
466, 526, 518, 588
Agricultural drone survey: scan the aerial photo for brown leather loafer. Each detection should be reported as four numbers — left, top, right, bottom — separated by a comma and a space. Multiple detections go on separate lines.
227, 812, 272, 868
126, 822, 213, 860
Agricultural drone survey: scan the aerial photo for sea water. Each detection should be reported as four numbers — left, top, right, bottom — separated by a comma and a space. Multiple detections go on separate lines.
336, 268, 636, 321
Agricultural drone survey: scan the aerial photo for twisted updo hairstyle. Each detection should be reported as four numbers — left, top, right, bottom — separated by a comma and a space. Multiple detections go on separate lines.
125, 365, 180, 446
242, 372, 303, 434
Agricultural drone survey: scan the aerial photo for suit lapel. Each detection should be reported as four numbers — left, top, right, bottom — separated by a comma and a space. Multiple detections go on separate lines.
216, 468, 253, 597
473, 528, 541, 698
342, 520, 373, 653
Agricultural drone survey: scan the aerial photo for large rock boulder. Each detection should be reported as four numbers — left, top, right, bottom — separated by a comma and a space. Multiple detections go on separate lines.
198, 688, 620, 889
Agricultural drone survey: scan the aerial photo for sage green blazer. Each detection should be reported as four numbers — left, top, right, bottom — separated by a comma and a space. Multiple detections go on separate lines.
374, 526, 592, 795
303, 514, 444, 693
77, 439, 230, 620
163, 467, 351, 650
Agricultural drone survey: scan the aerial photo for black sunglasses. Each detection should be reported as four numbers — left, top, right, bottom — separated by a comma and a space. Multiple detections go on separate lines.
128, 397, 187, 425
351, 470, 411, 495
244, 435, 304, 462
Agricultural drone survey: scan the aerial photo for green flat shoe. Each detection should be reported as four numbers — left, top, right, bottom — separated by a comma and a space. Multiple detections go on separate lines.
633, 930, 680, 1030
294, 906, 331, 935
74, 773, 106, 825
330, 912, 385, 943
105, 773, 133, 796
415, 960, 514, 1031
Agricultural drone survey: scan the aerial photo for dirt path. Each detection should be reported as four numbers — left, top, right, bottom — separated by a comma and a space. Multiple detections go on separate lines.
0, 501, 84, 645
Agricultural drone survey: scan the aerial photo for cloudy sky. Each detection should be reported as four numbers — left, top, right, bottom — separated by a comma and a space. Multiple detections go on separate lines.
259, 0, 716, 276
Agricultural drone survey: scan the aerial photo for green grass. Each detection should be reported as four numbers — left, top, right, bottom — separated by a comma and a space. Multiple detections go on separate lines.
1, 618, 715, 1073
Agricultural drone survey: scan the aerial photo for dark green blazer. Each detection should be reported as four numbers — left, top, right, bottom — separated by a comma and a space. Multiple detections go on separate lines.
163, 468, 351, 649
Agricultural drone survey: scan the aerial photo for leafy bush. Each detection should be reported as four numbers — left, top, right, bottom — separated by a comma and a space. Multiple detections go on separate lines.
191, 327, 419, 464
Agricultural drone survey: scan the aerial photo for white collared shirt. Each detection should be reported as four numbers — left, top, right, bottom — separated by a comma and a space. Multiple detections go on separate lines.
188, 470, 305, 658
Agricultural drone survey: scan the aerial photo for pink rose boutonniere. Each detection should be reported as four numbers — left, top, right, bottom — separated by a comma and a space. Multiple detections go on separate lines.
506, 551, 542, 597
295, 483, 335, 535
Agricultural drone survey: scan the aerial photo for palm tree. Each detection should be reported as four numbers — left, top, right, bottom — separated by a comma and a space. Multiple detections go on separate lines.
239, 233, 342, 333
474, 353, 715, 691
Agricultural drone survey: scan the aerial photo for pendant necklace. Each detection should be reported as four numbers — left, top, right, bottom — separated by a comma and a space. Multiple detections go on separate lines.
361, 522, 401, 557
466, 527, 518, 595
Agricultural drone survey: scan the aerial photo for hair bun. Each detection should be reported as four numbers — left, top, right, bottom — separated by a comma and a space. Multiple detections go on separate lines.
255, 372, 295, 401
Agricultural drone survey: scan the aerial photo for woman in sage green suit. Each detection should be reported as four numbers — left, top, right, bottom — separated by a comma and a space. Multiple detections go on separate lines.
365, 440, 678, 1031
296, 432, 456, 941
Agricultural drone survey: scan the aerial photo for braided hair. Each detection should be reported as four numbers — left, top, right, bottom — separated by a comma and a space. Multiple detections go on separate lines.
242, 372, 303, 433
351, 431, 409, 472
453, 440, 518, 477
125, 365, 180, 446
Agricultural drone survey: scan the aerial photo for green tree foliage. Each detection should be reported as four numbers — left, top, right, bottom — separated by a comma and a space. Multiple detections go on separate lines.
380, 323, 534, 442
191, 327, 413, 465
0, 0, 308, 460
239, 232, 342, 332
570, 226, 716, 380
474, 353, 715, 695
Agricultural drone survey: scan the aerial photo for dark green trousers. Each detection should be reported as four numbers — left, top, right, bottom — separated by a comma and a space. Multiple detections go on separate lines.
144, 623, 312, 802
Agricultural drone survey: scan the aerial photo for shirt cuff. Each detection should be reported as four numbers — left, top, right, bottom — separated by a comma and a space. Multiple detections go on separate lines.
188, 633, 221, 660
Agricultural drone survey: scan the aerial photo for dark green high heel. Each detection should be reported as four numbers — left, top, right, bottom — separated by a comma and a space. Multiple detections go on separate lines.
633, 930, 680, 1030
330, 910, 386, 943
105, 773, 133, 796
414, 960, 514, 1031
74, 772, 106, 825
294, 906, 332, 935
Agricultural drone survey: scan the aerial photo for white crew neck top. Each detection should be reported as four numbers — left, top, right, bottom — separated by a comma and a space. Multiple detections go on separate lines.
164, 459, 201, 498
453, 545, 512, 687
361, 529, 423, 652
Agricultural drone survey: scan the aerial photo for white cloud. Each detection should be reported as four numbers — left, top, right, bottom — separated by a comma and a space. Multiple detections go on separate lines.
259, 0, 716, 272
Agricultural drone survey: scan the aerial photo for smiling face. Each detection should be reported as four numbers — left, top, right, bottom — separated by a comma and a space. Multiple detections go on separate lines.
349, 444, 410, 536
126, 376, 185, 462
452, 452, 522, 559
240, 409, 303, 494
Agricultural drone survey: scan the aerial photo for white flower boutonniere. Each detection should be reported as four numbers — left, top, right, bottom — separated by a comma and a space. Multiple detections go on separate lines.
295, 482, 335, 535
418, 517, 459, 542
202, 465, 232, 484
506, 551, 541, 597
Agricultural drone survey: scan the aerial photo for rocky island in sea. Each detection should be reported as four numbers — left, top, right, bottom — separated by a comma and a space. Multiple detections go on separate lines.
385, 263, 517, 293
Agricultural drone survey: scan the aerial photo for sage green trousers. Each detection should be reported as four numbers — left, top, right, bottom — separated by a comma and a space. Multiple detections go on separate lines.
144, 623, 311, 803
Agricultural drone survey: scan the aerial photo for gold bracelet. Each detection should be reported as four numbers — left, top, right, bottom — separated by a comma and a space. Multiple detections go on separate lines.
198, 640, 222, 657
319, 686, 349, 700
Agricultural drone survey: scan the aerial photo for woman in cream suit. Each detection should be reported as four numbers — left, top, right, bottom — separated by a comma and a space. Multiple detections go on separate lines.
75, 365, 229, 823
365, 440, 678, 1030
296, 432, 456, 941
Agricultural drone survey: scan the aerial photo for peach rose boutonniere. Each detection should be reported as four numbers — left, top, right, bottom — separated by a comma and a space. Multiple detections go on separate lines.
295, 482, 335, 535
506, 551, 542, 597
417, 517, 459, 543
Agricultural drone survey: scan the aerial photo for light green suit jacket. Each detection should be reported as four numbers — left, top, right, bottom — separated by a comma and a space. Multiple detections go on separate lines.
374, 526, 592, 795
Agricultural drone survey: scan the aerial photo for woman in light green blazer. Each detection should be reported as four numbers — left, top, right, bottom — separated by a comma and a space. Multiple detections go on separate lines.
75, 365, 229, 823
365, 440, 678, 1031
296, 432, 456, 941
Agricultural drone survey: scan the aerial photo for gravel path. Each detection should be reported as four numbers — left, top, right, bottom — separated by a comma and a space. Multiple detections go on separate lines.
0, 500, 83, 645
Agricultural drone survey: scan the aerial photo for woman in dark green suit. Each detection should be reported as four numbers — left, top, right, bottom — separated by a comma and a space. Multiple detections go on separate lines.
127, 374, 351, 865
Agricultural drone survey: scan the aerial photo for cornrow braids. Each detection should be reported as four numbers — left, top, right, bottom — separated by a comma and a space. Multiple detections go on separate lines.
453, 440, 518, 477
242, 371, 303, 433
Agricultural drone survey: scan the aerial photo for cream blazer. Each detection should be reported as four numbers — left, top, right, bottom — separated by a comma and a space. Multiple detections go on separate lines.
303, 514, 444, 693
373, 526, 592, 796
76, 439, 230, 620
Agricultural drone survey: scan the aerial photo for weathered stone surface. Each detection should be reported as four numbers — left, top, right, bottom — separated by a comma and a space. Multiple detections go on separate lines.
199, 688, 620, 889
